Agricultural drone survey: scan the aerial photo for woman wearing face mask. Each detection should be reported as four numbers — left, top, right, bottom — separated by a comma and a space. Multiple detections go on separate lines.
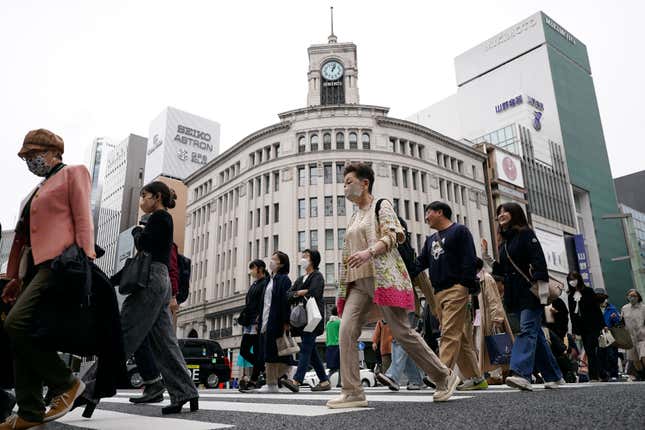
483, 202, 563, 391
119, 181, 199, 414
1, 130, 95, 429
237, 259, 270, 391
621, 289, 645, 380
566, 271, 605, 382
250, 251, 293, 393
328, 163, 456, 409
595, 288, 621, 382
282, 250, 330, 392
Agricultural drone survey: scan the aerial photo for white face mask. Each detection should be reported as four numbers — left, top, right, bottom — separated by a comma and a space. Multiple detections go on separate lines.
568, 279, 578, 288
299, 258, 310, 270
344, 182, 363, 202
628, 296, 639, 305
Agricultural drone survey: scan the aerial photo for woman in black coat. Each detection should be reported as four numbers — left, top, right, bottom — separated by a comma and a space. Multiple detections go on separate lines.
252, 251, 293, 394
485, 202, 563, 391
282, 249, 330, 392
237, 259, 269, 391
566, 271, 605, 381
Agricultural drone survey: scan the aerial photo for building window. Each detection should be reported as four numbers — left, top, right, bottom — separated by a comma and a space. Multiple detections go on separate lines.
478, 220, 484, 238
349, 132, 358, 149
256, 208, 261, 227
324, 196, 333, 216
402, 168, 409, 188
264, 237, 269, 257
412, 171, 418, 190
248, 211, 253, 230
337, 196, 346, 216
264, 174, 270, 194
298, 167, 306, 186
310, 230, 318, 250
310, 197, 318, 217
325, 229, 334, 250
439, 179, 445, 199
256, 177, 261, 196
404, 200, 410, 219
393, 198, 400, 215
255, 239, 259, 259
249, 180, 254, 198
298, 199, 306, 219
298, 231, 306, 251
472, 165, 477, 179
324, 163, 333, 184
362, 133, 370, 150
273, 234, 279, 252
336, 132, 345, 150
298, 136, 306, 153
309, 164, 318, 185
391, 166, 399, 187
421, 173, 427, 192
414, 202, 420, 222
390, 138, 397, 153
323, 133, 332, 150
338, 228, 346, 249
274, 171, 280, 192
265, 205, 270, 225
247, 241, 252, 259
418, 145, 425, 160
310, 134, 319, 152
273, 203, 279, 223
325, 263, 336, 284
336, 162, 344, 183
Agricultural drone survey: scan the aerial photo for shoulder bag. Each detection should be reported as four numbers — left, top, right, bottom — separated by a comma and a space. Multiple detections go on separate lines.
118, 251, 152, 295
504, 244, 563, 304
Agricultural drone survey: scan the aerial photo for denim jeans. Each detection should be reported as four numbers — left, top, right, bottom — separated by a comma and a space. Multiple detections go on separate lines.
293, 333, 328, 383
386, 340, 423, 385
509, 307, 562, 382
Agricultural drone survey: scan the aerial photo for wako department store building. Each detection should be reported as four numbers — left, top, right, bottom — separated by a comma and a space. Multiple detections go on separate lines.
177, 32, 491, 368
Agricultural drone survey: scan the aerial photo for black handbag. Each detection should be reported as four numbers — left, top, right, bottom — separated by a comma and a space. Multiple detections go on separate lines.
118, 251, 152, 295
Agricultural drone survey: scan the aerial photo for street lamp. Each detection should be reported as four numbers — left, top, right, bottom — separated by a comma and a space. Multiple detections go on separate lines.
601, 213, 645, 296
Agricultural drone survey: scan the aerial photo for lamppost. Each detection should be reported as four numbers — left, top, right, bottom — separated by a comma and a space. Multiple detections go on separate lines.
602, 213, 645, 297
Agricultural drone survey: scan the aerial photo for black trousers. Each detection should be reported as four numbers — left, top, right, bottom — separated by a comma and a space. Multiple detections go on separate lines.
598, 346, 619, 379
240, 334, 264, 382
581, 332, 605, 380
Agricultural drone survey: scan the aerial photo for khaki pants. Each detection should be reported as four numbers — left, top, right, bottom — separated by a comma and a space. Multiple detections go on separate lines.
339, 278, 450, 395
435, 285, 481, 380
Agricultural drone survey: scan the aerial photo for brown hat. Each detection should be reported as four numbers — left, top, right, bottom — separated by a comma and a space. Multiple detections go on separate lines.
18, 129, 64, 158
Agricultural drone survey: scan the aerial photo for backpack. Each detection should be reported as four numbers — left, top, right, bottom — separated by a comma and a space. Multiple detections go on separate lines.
375, 198, 421, 279
176, 253, 191, 304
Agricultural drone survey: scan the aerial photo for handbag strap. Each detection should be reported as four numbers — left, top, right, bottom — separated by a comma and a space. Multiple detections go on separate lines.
503, 243, 532, 285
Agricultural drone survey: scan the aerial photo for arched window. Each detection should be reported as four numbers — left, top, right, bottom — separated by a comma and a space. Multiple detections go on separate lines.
310, 134, 319, 152
323, 133, 332, 150
298, 136, 306, 153
349, 132, 358, 149
336, 132, 345, 150
362, 133, 371, 150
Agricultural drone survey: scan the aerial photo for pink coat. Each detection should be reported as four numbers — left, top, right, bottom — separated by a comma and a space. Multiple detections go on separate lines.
6, 165, 95, 279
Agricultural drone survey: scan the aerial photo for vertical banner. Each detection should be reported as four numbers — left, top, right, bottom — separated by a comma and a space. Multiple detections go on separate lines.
573, 234, 592, 287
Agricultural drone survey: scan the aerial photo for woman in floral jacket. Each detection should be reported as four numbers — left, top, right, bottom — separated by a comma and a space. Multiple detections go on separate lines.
326, 163, 458, 410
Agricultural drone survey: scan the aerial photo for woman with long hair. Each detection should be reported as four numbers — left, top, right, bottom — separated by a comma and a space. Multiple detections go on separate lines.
483, 202, 563, 391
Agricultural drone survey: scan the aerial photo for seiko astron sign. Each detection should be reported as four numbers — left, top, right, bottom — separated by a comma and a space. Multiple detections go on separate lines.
145, 107, 220, 183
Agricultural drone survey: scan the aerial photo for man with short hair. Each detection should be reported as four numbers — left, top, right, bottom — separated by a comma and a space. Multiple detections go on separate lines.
416, 201, 487, 390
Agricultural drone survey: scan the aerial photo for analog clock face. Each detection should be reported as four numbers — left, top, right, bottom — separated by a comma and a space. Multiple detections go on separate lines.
321, 61, 344, 81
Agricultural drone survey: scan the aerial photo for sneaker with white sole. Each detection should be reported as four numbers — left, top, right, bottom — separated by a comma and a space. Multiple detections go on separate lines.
457, 378, 489, 391
544, 378, 566, 389
433, 371, 460, 402
376, 373, 400, 391
326, 392, 368, 409
44, 378, 86, 422
505, 376, 533, 391
248, 384, 280, 394
406, 383, 425, 391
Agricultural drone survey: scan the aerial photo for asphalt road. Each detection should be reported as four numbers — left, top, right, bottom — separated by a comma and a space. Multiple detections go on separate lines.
39, 381, 645, 430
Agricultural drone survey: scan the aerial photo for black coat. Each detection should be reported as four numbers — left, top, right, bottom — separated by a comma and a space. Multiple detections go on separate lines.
545, 297, 569, 340
568, 286, 604, 337
288, 270, 325, 337
493, 227, 549, 313
239, 276, 269, 327
258, 273, 292, 363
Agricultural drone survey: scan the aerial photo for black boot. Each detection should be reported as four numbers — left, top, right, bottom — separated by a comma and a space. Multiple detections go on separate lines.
161, 397, 198, 415
129, 380, 165, 404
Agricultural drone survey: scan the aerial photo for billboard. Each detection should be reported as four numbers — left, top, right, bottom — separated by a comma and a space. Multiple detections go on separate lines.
494, 149, 524, 188
534, 228, 568, 275
145, 107, 220, 183
573, 234, 593, 287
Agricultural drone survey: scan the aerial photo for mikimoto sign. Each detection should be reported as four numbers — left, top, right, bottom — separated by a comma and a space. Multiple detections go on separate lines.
145, 106, 220, 183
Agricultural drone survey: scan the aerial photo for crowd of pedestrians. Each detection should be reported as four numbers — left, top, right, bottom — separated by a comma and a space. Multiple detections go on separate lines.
1, 132, 643, 427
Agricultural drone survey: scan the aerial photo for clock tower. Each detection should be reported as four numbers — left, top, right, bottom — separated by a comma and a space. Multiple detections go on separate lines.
306, 14, 359, 106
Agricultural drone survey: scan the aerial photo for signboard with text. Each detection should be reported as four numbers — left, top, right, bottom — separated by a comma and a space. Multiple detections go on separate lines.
573, 234, 593, 287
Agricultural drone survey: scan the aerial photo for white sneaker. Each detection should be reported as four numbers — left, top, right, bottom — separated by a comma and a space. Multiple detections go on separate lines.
255, 384, 280, 394
433, 371, 460, 402
544, 378, 566, 389
505, 376, 533, 391
326, 392, 368, 409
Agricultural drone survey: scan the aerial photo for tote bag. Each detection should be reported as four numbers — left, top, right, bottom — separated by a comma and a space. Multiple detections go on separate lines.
485, 331, 513, 365
304, 297, 322, 332
277, 331, 300, 357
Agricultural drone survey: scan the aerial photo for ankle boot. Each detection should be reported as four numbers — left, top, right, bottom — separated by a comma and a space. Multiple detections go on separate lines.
161, 397, 199, 415
129, 380, 165, 404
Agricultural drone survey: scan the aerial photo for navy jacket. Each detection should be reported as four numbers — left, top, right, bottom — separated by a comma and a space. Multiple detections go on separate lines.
493, 227, 548, 313
257, 273, 292, 363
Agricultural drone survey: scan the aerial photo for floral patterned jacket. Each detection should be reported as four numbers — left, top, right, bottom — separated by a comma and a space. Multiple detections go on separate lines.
336, 198, 414, 316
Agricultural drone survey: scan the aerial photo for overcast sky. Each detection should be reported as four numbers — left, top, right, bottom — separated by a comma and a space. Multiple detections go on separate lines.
1, 0, 643, 229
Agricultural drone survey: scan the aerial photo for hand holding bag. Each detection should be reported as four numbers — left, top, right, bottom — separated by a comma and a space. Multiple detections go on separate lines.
304, 297, 322, 332
290, 303, 307, 328
277, 331, 300, 357
485, 328, 513, 365
504, 244, 563, 304
598, 329, 615, 348
118, 251, 152, 295
609, 322, 634, 349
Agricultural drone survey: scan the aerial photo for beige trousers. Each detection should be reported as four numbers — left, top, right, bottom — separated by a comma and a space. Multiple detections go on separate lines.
435, 285, 481, 380
339, 277, 450, 395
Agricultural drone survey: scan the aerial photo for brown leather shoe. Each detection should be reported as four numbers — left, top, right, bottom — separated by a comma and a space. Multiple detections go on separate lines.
44, 378, 86, 422
0, 415, 42, 430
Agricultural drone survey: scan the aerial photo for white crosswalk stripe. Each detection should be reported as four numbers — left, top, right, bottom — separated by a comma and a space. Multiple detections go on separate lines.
56, 408, 232, 429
